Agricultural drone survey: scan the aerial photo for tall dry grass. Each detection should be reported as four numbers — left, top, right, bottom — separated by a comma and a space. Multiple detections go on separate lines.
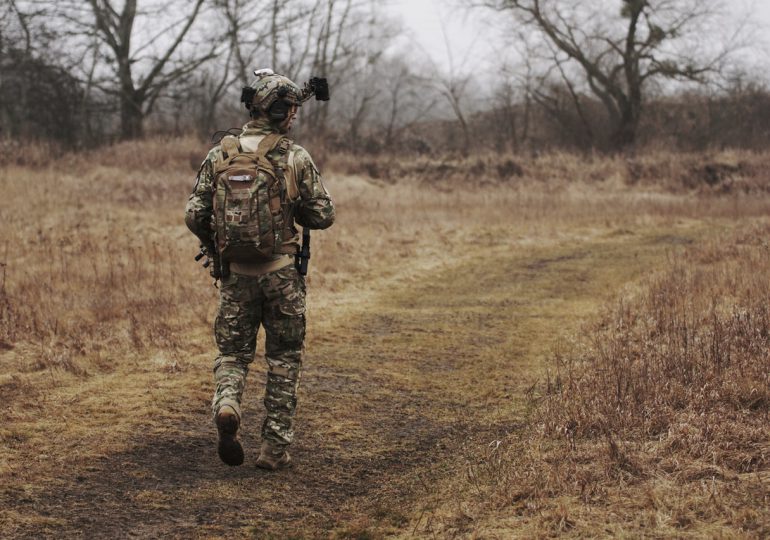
458, 225, 770, 537
0, 137, 212, 378
326, 147, 770, 195
544, 227, 770, 449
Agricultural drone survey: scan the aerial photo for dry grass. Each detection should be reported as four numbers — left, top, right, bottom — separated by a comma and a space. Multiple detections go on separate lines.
545, 226, 770, 446
326, 147, 770, 195
439, 226, 770, 538
1, 136, 770, 537
0, 145, 208, 370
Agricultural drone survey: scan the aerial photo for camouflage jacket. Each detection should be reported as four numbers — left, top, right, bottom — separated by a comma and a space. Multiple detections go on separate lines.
185, 119, 336, 252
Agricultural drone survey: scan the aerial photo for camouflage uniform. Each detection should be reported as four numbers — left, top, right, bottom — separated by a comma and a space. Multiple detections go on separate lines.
185, 117, 335, 449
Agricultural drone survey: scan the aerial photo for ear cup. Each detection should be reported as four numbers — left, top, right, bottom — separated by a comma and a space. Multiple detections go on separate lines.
268, 99, 291, 122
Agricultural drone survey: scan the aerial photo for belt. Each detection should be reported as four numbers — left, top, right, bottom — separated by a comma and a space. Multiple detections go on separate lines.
230, 255, 294, 276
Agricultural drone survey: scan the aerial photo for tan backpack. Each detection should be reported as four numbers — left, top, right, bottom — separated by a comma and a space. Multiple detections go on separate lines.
212, 133, 299, 263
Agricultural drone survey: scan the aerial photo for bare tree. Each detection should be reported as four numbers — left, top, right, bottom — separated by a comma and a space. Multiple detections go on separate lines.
435, 72, 473, 154
0, 0, 88, 143
189, 0, 401, 142
0, 0, 34, 135
489, 35, 540, 152
334, 5, 404, 147
196, 0, 279, 136
215, 0, 309, 85
380, 60, 437, 148
282, 0, 325, 80
528, 50, 597, 147
303, 0, 360, 132
55, 0, 215, 139
491, 79, 521, 151
427, 11, 484, 155
478, 0, 738, 149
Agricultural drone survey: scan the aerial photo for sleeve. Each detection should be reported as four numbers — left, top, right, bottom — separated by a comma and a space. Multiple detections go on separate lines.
291, 145, 336, 230
184, 148, 218, 244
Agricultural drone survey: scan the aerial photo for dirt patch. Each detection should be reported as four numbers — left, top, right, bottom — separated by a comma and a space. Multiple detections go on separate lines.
2, 360, 485, 538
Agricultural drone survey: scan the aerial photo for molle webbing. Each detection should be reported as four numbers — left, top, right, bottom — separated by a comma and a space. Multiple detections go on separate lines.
261, 134, 296, 253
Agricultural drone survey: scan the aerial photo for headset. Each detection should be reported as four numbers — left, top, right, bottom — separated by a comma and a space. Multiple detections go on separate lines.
267, 86, 293, 122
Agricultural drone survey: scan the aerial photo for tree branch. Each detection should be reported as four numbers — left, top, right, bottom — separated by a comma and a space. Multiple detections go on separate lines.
138, 0, 205, 94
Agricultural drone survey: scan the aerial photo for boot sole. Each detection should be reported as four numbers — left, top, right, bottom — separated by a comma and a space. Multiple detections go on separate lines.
216, 413, 244, 467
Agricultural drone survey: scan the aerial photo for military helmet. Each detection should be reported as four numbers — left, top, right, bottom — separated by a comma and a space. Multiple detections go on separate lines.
241, 69, 302, 121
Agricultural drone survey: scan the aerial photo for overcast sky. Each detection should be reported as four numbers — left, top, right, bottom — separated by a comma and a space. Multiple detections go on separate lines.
386, 0, 770, 74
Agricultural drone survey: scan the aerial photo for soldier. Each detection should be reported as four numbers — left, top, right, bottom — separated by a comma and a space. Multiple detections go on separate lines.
185, 69, 335, 469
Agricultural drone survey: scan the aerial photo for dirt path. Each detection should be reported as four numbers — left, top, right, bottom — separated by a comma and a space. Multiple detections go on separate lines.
2, 224, 709, 538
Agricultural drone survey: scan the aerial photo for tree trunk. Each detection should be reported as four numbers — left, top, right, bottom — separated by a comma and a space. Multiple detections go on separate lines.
120, 89, 144, 139
612, 98, 641, 150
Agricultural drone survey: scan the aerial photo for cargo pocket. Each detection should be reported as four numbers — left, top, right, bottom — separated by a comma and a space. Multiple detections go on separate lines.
276, 313, 305, 349
278, 296, 306, 317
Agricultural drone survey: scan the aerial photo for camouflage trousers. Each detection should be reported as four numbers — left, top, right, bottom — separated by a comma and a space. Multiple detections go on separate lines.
212, 264, 305, 448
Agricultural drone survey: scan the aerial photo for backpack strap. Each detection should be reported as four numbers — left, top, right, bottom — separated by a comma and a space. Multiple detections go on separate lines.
215, 135, 244, 177
255, 133, 282, 162
284, 147, 300, 201
253, 134, 298, 254
253, 134, 299, 202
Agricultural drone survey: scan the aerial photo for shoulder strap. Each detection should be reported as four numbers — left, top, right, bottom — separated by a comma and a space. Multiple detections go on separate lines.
284, 148, 300, 201
213, 135, 244, 177
256, 134, 299, 201
256, 133, 283, 161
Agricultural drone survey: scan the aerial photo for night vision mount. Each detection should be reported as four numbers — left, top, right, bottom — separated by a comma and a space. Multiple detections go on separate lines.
302, 76, 330, 102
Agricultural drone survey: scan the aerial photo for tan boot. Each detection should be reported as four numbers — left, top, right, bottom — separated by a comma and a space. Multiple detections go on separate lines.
255, 441, 291, 470
215, 406, 244, 466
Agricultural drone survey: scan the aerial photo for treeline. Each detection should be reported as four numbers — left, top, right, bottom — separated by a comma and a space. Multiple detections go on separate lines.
1, 0, 768, 155
346, 82, 770, 156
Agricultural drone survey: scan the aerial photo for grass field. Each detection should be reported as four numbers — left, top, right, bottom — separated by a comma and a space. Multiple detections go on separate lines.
0, 139, 768, 538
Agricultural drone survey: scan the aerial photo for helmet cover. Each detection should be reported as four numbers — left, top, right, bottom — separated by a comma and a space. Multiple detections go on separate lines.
247, 70, 302, 114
